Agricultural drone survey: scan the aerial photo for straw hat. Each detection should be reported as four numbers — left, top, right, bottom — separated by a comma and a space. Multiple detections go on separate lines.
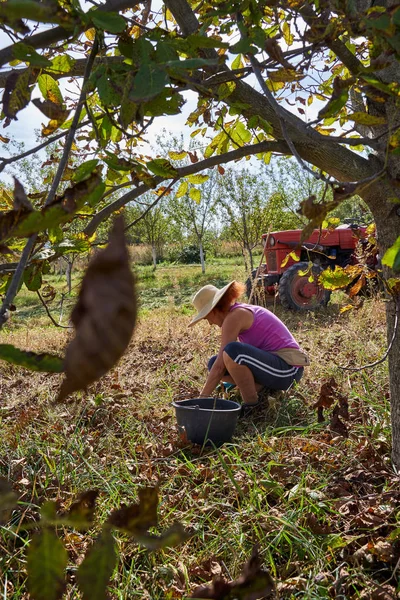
189, 281, 235, 327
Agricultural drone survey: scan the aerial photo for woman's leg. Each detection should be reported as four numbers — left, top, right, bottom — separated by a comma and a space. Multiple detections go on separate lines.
223, 342, 303, 404
223, 351, 258, 405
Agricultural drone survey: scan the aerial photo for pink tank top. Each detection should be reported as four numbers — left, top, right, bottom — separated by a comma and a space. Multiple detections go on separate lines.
229, 303, 300, 352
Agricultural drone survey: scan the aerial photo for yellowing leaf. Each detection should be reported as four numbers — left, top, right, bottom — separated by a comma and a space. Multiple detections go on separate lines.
340, 304, 355, 313
268, 68, 303, 83
266, 79, 285, 92
176, 180, 188, 198
189, 187, 201, 203
85, 28, 96, 40
168, 150, 187, 160
347, 112, 386, 126
281, 251, 300, 267
282, 22, 294, 46
187, 174, 209, 184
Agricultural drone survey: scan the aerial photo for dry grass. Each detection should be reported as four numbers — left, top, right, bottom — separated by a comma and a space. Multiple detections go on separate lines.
0, 291, 398, 599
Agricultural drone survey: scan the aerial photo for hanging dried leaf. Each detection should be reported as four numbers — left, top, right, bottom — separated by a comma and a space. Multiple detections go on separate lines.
56, 216, 136, 401
108, 486, 158, 534
67, 490, 99, 529
32, 98, 70, 122
190, 546, 276, 599
0, 179, 34, 242
2, 68, 35, 121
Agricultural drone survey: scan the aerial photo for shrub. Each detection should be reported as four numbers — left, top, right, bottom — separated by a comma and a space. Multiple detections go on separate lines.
177, 245, 204, 264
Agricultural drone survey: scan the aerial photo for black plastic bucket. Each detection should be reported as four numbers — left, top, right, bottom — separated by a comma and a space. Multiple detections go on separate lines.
172, 397, 241, 446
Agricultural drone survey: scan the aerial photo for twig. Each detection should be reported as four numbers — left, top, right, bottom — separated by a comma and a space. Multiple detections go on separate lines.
124, 179, 178, 231
36, 291, 72, 329
338, 297, 399, 371
84, 139, 289, 236
0, 37, 99, 327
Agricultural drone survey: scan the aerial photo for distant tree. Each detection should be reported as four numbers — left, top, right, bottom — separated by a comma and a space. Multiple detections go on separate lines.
216, 169, 270, 272
167, 171, 216, 273
125, 194, 171, 269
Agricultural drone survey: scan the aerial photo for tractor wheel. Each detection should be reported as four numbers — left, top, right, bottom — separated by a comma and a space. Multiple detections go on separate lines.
279, 262, 331, 311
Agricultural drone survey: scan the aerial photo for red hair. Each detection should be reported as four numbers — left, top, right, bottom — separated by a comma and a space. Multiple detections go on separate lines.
215, 281, 246, 313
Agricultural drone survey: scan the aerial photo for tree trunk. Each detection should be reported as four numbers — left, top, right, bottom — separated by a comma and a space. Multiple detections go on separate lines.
364, 181, 400, 470
199, 240, 205, 274
246, 244, 254, 271
65, 257, 74, 295
241, 248, 248, 273
151, 244, 157, 271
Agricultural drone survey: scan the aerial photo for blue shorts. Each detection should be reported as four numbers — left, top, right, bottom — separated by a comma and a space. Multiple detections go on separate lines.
208, 341, 303, 391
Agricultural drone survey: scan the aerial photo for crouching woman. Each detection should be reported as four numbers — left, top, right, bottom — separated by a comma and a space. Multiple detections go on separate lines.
189, 281, 309, 413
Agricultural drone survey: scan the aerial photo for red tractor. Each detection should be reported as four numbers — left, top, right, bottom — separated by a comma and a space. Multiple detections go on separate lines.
246, 224, 374, 311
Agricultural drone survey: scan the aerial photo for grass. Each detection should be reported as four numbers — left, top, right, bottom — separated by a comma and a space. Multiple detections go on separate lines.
0, 259, 399, 599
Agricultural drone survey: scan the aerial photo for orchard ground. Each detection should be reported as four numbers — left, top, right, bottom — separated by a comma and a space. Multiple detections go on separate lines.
0, 256, 399, 599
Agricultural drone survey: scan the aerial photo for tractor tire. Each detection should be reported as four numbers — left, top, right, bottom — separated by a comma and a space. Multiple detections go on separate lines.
279, 262, 331, 311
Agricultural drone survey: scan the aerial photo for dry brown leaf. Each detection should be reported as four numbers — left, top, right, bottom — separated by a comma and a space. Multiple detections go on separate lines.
189, 546, 276, 599
56, 216, 137, 401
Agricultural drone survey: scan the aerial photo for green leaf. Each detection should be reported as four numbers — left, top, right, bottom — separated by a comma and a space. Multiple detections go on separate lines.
3, 68, 33, 119
382, 236, 400, 272
73, 159, 99, 183
0, 0, 66, 24
143, 90, 184, 117
230, 37, 255, 54
185, 34, 228, 50
77, 529, 117, 600
38, 74, 63, 105
230, 121, 252, 146
189, 187, 201, 203
166, 57, 218, 70
231, 54, 243, 70
54, 237, 92, 255
318, 88, 349, 119
12, 43, 52, 67
187, 174, 209, 184
14, 173, 102, 239
147, 159, 178, 178
319, 265, 354, 290
48, 54, 75, 73
91, 10, 126, 33
176, 180, 188, 198
0, 344, 64, 372
97, 74, 120, 107
218, 81, 236, 99
27, 530, 68, 600
24, 264, 42, 291
130, 64, 168, 102
347, 112, 386, 126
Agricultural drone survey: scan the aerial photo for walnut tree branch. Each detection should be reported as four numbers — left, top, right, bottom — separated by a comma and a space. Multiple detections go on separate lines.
83, 139, 289, 236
